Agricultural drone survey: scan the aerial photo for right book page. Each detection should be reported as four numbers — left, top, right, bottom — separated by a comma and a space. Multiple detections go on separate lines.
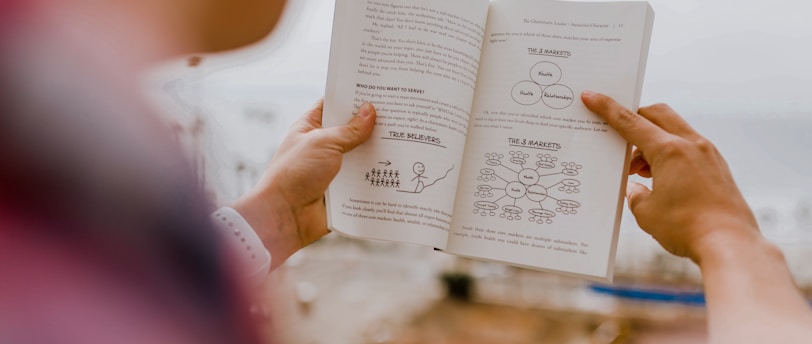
447, 0, 654, 282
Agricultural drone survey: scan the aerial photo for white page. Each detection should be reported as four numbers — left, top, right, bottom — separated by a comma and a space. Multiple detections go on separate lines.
447, 0, 653, 281
324, 0, 490, 248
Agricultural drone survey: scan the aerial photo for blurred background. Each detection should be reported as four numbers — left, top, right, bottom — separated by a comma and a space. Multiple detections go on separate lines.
144, 0, 812, 342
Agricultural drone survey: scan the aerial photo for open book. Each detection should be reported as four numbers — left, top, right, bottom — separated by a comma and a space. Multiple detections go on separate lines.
323, 0, 654, 282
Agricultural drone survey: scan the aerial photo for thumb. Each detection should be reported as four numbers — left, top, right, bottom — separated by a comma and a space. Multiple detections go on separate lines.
626, 181, 652, 218
322, 102, 377, 153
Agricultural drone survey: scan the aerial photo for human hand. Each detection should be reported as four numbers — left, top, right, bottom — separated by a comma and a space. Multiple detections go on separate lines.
581, 91, 760, 264
233, 100, 376, 268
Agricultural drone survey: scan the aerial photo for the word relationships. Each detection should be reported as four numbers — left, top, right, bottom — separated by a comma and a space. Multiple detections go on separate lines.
543, 91, 573, 102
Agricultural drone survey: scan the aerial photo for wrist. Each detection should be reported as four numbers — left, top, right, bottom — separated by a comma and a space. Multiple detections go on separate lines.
210, 207, 272, 287
231, 185, 300, 269
693, 225, 780, 271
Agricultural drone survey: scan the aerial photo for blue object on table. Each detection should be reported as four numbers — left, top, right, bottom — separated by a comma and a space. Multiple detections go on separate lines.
588, 284, 706, 306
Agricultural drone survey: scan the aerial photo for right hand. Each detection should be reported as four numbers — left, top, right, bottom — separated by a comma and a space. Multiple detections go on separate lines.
581, 91, 761, 263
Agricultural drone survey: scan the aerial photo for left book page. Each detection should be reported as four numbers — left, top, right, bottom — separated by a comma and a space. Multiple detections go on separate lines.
323, 0, 490, 248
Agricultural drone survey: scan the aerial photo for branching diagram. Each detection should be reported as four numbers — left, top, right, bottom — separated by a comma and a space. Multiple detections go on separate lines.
473, 151, 583, 225
511, 61, 575, 110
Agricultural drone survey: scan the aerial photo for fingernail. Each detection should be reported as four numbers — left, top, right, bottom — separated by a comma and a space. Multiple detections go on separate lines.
581, 90, 595, 98
358, 103, 372, 118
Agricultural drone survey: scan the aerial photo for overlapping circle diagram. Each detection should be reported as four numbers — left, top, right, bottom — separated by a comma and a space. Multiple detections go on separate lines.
511, 61, 574, 109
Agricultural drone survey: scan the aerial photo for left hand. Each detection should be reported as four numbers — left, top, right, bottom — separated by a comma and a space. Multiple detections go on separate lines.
233, 99, 376, 269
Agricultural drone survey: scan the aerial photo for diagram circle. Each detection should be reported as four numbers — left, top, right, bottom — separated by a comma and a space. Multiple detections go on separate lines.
536, 161, 555, 169
505, 181, 527, 199
557, 199, 581, 208
561, 179, 581, 187
511, 81, 542, 105
502, 205, 522, 215
541, 84, 574, 109
529, 208, 556, 218
510, 157, 527, 165
518, 169, 540, 186
526, 185, 548, 202
475, 201, 499, 211
530, 62, 562, 86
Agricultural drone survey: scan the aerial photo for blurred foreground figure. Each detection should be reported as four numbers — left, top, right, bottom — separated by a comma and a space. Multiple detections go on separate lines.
0, 0, 376, 342
0, 0, 286, 343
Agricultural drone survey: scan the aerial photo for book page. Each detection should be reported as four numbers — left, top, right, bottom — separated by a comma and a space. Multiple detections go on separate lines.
447, 0, 653, 281
324, 0, 490, 248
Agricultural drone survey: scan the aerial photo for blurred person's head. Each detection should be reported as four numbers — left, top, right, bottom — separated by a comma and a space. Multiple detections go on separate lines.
185, 0, 288, 52
2, 0, 287, 62
0, 0, 289, 343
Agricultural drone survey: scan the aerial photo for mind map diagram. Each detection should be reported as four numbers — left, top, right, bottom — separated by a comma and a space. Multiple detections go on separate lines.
511, 61, 575, 110
473, 151, 583, 225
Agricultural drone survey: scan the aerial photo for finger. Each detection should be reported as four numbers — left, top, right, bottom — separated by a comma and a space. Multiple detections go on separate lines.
636, 165, 652, 178
629, 148, 653, 178
628, 148, 648, 175
626, 181, 652, 217
638, 103, 699, 139
319, 102, 376, 153
292, 98, 325, 133
581, 91, 670, 152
